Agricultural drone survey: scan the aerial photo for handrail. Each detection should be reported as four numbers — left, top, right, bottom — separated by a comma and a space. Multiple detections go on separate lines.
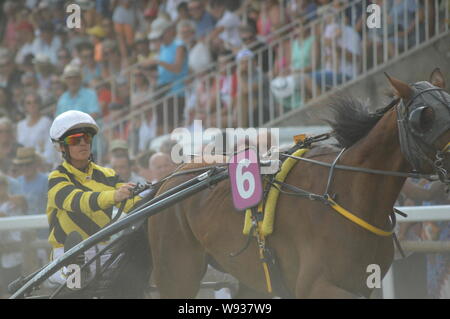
44, 0, 449, 163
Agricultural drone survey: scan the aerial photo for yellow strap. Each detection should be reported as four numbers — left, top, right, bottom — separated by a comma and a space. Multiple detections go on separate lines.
443, 142, 450, 153
327, 198, 393, 237
261, 148, 309, 236
256, 203, 273, 293
261, 257, 273, 293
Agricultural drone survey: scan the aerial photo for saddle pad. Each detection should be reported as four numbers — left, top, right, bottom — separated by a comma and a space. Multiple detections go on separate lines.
243, 148, 309, 236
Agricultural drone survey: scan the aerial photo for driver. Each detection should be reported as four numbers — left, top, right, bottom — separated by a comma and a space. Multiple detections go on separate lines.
46, 110, 143, 285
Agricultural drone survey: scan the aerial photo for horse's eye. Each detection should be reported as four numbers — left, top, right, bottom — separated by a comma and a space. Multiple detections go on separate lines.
409, 106, 434, 133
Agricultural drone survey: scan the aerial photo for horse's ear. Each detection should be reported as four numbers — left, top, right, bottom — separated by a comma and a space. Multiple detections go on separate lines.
429, 68, 446, 89
384, 72, 413, 100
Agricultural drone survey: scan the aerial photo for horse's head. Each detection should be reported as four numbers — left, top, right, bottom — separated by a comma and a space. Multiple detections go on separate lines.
386, 68, 450, 183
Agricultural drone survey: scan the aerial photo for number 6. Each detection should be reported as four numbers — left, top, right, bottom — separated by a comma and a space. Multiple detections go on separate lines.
236, 159, 255, 199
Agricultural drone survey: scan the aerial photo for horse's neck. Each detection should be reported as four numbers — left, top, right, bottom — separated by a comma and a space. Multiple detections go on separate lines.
339, 109, 410, 225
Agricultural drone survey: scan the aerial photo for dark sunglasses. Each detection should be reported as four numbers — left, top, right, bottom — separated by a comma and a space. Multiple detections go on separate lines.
63, 132, 93, 145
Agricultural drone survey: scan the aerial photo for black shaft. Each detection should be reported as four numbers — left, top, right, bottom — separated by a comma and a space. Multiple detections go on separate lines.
10, 168, 228, 299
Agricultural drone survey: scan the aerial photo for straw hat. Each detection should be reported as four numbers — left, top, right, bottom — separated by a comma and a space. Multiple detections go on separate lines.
13, 147, 39, 165
109, 139, 129, 152
86, 25, 107, 38
62, 64, 82, 79
33, 54, 52, 65
148, 17, 172, 40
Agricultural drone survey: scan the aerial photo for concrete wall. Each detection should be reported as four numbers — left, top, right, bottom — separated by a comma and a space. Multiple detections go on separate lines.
268, 33, 450, 127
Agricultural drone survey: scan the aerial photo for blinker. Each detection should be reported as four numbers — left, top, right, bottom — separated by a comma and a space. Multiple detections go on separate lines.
408, 106, 430, 135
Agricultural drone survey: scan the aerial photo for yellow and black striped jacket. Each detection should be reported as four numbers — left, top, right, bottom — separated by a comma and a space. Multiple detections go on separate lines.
47, 160, 142, 248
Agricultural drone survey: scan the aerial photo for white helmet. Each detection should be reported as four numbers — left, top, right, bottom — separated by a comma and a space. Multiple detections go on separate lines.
50, 110, 99, 142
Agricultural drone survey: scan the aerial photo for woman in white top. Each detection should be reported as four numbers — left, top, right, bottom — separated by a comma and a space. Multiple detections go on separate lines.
16, 91, 58, 168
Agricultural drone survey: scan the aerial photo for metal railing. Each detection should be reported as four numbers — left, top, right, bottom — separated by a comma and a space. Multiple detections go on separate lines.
94, 0, 449, 163
1, 204, 449, 298
29, 0, 445, 163
381, 204, 450, 299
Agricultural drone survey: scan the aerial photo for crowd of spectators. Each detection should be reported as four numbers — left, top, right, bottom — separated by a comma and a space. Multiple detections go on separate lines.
0, 0, 448, 298
0, 0, 441, 161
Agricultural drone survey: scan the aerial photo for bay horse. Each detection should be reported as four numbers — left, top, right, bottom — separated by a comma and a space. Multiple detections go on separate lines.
148, 69, 450, 298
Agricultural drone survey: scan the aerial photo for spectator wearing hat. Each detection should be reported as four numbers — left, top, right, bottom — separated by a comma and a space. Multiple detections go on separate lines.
55, 65, 101, 118
77, 42, 102, 86
14, 22, 36, 66
0, 117, 23, 174
16, 91, 56, 167
109, 139, 130, 158
188, 0, 216, 39
146, 17, 189, 134
30, 22, 62, 65
86, 25, 107, 63
13, 147, 49, 216
13, 148, 48, 265
0, 48, 23, 92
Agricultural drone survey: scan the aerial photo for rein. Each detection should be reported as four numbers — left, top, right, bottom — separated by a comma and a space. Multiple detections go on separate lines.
273, 147, 397, 237
280, 152, 439, 180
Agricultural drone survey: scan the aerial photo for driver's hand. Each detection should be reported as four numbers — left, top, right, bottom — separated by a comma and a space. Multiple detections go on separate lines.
114, 183, 136, 202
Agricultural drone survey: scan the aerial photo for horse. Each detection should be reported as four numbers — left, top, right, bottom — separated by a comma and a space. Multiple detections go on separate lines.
148, 69, 450, 298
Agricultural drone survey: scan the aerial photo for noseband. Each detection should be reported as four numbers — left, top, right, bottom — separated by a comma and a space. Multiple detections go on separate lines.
396, 83, 450, 184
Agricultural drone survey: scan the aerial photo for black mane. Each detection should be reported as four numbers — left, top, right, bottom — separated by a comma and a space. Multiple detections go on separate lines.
324, 95, 397, 148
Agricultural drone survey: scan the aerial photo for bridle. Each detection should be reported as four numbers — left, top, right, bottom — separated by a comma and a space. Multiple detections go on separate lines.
269, 82, 450, 241
396, 82, 450, 184
283, 82, 450, 185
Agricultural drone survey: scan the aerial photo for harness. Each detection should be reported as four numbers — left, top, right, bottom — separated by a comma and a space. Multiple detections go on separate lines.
396, 82, 450, 183
232, 84, 450, 297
